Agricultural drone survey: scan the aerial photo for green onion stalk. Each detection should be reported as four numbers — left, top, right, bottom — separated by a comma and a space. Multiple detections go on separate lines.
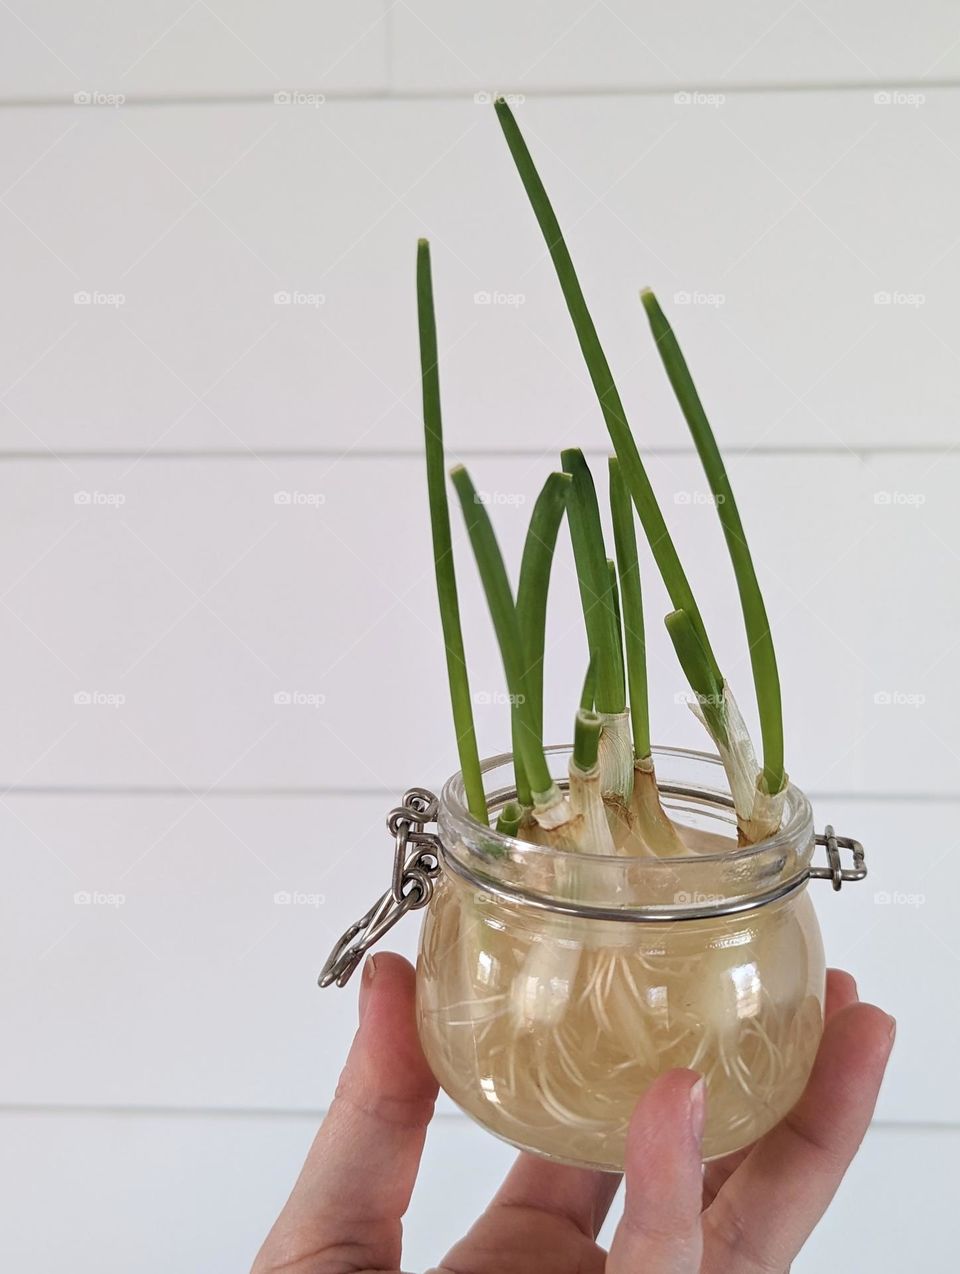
609, 457, 687, 857
640, 289, 786, 840
561, 448, 632, 805
492, 99, 784, 843
417, 240, 487, 824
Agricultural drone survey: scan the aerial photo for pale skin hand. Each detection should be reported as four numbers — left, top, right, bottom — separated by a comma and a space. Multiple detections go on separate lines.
252, 954, 894, 1274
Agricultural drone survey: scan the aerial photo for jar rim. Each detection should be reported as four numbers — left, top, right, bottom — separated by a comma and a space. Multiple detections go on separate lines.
440, 743, 813, 869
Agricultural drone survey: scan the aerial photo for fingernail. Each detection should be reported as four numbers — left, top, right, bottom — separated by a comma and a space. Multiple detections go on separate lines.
887, 1014, 897, 1044
358, 955, 377, 1024
689, 1076, 706, 1143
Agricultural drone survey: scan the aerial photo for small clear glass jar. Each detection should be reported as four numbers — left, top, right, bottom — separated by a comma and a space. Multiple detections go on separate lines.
415, 746, 827, 1170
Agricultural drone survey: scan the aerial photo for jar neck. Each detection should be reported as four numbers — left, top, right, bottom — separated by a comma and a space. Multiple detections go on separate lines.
438, 745, 814, 921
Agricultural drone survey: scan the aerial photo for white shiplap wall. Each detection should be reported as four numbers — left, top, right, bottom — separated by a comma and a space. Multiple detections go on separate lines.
1, 3, 957, 1271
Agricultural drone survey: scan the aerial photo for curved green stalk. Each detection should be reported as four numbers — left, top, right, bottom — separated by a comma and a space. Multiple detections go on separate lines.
517, 471, 571, 745
493, 99, 721, 686
417, 240, 487, 822
560, 448, 624, 714
450, 465, 555, 799
664, 608, 725, 743
609, 456, 651, 761
573, 708, 602, 772
641, 289, 784, 794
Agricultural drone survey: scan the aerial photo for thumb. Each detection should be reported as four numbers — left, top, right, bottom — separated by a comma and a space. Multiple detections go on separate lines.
607, 1069, 705, 1274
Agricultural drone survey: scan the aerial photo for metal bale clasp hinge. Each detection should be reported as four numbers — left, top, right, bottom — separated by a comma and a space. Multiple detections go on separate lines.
318, 788, 441, 989
810, 825, 867, 892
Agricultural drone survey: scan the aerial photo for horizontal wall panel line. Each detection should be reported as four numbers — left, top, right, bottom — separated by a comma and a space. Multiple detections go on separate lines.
0, 784, 958, 803
0, 79, 958, 111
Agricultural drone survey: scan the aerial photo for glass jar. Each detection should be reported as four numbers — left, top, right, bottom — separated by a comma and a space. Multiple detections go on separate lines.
416, 746, 827, 1170
320, 744, 866, 1173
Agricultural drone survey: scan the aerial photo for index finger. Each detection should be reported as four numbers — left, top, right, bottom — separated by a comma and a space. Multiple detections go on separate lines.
252, 953, 438, 1273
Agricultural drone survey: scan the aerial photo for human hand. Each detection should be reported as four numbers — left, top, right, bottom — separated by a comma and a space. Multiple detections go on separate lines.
252, 953, 894, 1273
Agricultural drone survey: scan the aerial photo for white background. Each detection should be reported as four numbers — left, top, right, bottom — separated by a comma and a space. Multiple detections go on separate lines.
0, 3, 956, 1270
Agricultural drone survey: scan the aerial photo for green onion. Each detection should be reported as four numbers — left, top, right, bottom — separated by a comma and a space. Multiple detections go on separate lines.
580, 655, 596, 711
641, 288, 784, 795
609, 456, 651, 761
494, 99, 721, 687
573, 708, 602, 772
417, 240, 487, 822
449, 465, 555, 801
664, 608, 725, 742
606, 559, 627, 705
495, 799, 524, 838
517, 471, 571, 747
560, 448, 624, 714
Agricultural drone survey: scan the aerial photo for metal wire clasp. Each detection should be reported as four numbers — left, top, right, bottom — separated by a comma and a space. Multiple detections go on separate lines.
318, 788, 441, 988
811, 825, 867, 891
